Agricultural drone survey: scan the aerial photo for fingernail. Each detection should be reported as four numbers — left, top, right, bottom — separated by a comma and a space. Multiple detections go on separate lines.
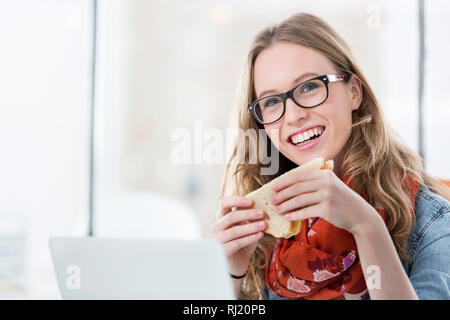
244, 198, 252, 204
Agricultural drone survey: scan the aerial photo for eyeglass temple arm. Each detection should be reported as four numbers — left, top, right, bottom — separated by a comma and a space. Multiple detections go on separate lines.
327, 74, 347, 82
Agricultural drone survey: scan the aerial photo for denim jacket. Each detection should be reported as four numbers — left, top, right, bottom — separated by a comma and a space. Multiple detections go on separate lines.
262, 184, 450, 300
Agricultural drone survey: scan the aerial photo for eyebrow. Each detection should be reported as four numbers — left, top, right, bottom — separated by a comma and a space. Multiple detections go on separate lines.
256, 72, 319, 99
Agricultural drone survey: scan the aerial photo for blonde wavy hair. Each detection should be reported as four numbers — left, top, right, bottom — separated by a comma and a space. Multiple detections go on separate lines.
219, 12, 450, 300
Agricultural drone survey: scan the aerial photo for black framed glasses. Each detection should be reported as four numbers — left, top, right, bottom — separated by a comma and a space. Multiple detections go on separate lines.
248, 74, 347, 125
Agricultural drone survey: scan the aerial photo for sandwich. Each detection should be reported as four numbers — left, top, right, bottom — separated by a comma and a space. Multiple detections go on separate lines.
245, 157, 334, 238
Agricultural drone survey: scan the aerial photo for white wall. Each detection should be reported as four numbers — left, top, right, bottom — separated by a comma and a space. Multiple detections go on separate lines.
425, 0, 450, 179
0, 0, 92, 298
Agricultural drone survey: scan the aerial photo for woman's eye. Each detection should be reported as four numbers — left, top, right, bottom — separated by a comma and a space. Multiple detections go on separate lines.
300, 82, 319, 93
263, 98, 280, 108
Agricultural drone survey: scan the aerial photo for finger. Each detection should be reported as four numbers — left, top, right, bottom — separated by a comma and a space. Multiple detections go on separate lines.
215, 208, 265, 231
275, 190, 322, 215
271, 178, 322, 205
284, 202, 325, 221
217, 220, 267, 243
217, 196, 253, 219
271, 169, 324, 192
223, 232, 264, 257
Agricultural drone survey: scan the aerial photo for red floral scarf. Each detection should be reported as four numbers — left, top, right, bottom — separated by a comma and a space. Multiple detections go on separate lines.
265, 175, 420, 300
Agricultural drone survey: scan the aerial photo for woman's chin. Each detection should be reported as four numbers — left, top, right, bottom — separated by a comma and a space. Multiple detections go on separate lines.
287, 153, 322, 166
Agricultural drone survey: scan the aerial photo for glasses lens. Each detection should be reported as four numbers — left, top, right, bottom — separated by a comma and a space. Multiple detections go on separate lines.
254, 96, 284, 124
293, 79, 327, 107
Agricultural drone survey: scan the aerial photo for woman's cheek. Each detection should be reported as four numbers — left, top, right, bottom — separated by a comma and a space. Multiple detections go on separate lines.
264, 124, 283, 148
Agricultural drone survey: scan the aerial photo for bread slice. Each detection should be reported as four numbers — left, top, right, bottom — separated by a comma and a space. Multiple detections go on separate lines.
245, 157, 334, 238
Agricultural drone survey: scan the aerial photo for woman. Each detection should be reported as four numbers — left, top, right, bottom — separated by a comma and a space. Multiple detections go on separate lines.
209, 13, 450, 300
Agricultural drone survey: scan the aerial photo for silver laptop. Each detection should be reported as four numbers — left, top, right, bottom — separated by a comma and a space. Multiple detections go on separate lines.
49, 236, 235, 300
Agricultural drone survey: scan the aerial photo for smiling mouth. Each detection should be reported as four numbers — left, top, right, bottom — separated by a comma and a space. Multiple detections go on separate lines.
288, 127, 325, 146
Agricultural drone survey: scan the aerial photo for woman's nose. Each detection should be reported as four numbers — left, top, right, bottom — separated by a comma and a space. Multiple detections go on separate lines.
283, 97, 308, 124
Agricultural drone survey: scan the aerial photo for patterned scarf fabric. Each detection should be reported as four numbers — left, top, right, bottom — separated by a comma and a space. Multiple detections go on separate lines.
265, 175, 420, 300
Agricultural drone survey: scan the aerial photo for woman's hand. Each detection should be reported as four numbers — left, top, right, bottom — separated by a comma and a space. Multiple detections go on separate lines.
209, 196, 267, 276
270, 168, 380, 235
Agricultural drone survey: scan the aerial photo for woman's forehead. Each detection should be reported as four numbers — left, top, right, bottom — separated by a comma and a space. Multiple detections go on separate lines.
253, 42, 334, 96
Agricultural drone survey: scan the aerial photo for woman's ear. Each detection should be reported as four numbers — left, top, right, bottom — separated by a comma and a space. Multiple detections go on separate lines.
348, 75, 363, 111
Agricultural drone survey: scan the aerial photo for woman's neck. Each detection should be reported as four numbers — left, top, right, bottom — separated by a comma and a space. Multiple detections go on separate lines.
332, 148, 346, 180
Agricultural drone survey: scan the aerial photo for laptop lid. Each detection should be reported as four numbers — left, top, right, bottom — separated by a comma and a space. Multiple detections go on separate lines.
48, 236, 235, 300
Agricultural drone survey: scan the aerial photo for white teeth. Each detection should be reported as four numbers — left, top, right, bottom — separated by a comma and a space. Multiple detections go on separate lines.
304, 131, 310, 140
290, 127, 324, 144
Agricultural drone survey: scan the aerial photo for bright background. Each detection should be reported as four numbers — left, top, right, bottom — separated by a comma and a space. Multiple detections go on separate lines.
0, 0, 449, 299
